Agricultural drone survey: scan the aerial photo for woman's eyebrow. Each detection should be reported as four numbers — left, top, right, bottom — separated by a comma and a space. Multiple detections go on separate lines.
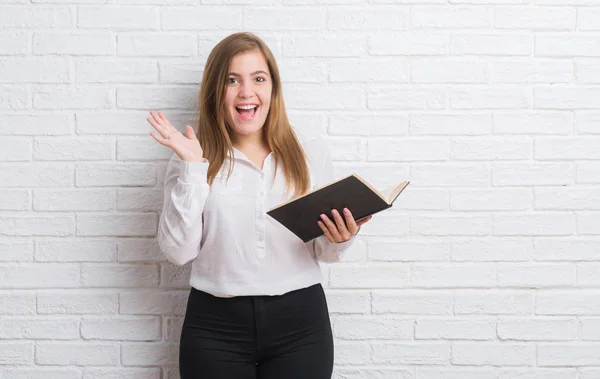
229, 70, 270, 77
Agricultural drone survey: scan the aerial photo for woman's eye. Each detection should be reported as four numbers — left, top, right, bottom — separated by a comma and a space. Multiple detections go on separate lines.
228, 77, 238, 84
256, 77, 265, 83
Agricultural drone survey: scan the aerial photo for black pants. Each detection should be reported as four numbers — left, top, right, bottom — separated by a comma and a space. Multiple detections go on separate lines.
179, 283, 334, 379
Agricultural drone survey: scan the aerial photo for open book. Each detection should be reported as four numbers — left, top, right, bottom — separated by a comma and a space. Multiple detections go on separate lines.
267, 174, 410, 242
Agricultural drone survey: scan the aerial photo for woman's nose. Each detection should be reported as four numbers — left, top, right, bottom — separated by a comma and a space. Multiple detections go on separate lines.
238, 82, 253, 98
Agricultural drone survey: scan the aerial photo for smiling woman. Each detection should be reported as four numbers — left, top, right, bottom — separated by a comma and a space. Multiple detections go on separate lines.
146, 32, 371, 379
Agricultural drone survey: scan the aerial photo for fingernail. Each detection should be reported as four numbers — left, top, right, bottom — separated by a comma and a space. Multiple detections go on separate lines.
332, 209, 338, 215
344, 208, 349, 214
320, 214, 326, 219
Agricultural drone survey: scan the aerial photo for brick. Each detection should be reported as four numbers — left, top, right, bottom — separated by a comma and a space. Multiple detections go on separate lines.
76, 163, 155, 187
498, 369, 576, 379
536, 34, 600, 57
411, 163, 490, 187
353, 210, 409, 236
0, 215, 74, 237
37, 290, 118, 314
35, 239, 116, 262
0, 163, 73, 187
498, 263, 576, 287
0, 57, 70, 83
576, 60, 600, 83
536, 290, 600, 315
81, 316, 161, 341
577, 212, 600, 235
78, 58, 158, 83
451, 34, 531, 56
455, 290, 533, 315
117, 137, 174, 161
411, 214, 492, 236
412, 58, 489, 83
284, 35, 365, 57
369, 238, 450, 261
34, 137, 114, 161
411, 6, 492, 28
0, 342, 33, 364
536, 86, 600, 109
0, 113, 72, 136
324, 290, 370, 314
161, 7, 242, 30
78, 6, 158, 30
117, 238, 166, 262
368, 138, 449, 161
77, 213, 157, 237
334, 316, 413, 340
415, 318, 496, 340
330, 264, 410, 288
0, 86, 29, 109
538, 344, 600, 366
451, 188, 531, 211
579, 9, 600, 30
0, 263, 79, 289
536, 137, 600, 159
0, 292, 36, 314
82, 368, 160, 379
451, 137, 531, 160
417, 368, 497, 379
0, 32, 29, 55
411, 113, 492, 135
495, 7, 575, 30
118, 33, 196, 57
368, 87, 446, 110
334, 342, 371, 365
34, 189, 115, 211
452, 238, 532, 262
450, 87, 531, 109
119, 290, 189, 315
535, 238, 600, 261
452, 342, 534, 365
492, 59, 572, 83
121, 342, 178, 366
393, 188, 449, 211
0, 138, 32, 161
579, 318, 600, 340
493, 162, 572, 186
0, 369, 80, 379
368, 31, 448, 55
334, 369, 412, 379
245, 9, 325, 30
372, 342, 449, 364
36, 342, 119, 366
76, 111, 193, 135
0, 317, 79, 340
285, 84, 364, 110
0, 6, 73, 28
411, 263, 497, 287
373, 290, 453, 315
330, 58, 410, 83
494, 212, 574, 236
117, 188, 162, 212
34, 32, 115, 55
117, 86, 198, 109
81, 263, 158, 287
577, 263, 600, 286
329, 114, 409, 136
535, 188, 600, 210
160, 263, 191, 288
493, 111, 573, 134
0, 238, 33, 261
328, 9, 408, 30
159, 59, 204, 84
577, 162, 600, 183
34, 86, 114, 110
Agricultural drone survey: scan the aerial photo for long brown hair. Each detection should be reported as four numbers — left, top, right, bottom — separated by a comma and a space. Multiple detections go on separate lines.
196, 32, 310, 199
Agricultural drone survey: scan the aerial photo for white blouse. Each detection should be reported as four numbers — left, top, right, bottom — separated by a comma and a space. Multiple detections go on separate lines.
157, 131, 355, 297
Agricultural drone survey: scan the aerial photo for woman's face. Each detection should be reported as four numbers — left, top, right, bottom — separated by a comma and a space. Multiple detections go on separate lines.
224, 50, 272, 143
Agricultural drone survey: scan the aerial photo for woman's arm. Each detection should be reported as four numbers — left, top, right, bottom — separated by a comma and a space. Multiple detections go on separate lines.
157, 154, 210, 266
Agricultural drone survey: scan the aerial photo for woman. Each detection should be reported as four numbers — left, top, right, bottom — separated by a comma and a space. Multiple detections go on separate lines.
148, 32, 372, 379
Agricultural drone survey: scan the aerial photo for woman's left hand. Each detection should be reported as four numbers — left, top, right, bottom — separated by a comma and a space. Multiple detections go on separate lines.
318, 208, 372, 243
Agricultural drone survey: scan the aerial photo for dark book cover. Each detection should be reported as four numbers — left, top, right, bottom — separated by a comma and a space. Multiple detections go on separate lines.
267, 175, 409, 242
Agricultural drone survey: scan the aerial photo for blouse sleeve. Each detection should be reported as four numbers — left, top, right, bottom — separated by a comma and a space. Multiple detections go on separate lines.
304, 135, 357, 263
157, 153, 210, 266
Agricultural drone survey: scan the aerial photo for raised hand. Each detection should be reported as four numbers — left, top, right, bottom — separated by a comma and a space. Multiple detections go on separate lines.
318, 208, 372, 243
147, 110, 204, 162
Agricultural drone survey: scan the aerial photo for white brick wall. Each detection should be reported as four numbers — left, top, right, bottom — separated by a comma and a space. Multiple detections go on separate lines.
0, 1, 599, 378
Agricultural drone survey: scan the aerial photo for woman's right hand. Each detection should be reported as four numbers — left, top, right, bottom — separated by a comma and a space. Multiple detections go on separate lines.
147, 110, 204, 162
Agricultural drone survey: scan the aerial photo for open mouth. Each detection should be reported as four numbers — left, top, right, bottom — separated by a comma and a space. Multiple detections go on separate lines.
235, 104, 258, 121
